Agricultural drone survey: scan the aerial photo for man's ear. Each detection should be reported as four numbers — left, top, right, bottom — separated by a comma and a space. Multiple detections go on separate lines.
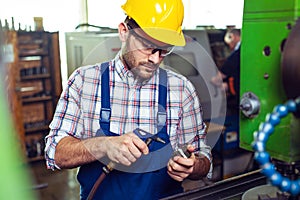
224, 32, 232, 44
118, 22, 128, 42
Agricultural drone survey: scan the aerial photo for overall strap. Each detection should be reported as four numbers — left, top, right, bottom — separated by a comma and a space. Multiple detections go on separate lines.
99, 62, 111, 133
157, 68, 167, 134
99, 65, 168, 135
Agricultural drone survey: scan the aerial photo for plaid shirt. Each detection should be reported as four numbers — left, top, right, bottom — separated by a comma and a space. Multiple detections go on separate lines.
45, 54, 212, 177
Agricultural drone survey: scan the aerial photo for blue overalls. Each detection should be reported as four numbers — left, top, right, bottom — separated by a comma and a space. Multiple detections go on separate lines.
77, 62, 183, 200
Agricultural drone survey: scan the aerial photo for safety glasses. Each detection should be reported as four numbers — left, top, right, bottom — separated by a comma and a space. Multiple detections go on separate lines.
127, 24, 174, 57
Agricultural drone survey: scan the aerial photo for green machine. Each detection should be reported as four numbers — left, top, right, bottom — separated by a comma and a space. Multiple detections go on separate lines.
240, 0, 300, 163
239, 1, 300, 196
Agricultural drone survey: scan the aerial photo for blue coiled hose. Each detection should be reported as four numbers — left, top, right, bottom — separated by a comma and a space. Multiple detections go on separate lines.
252, 97, 300, 196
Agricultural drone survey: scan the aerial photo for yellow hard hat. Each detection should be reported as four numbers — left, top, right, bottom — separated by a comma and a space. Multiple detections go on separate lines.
121, 0, 186, 46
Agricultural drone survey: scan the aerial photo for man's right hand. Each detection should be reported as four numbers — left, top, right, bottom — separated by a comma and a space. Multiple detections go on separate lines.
104, 132, 149, 166
54, 132, 149, 169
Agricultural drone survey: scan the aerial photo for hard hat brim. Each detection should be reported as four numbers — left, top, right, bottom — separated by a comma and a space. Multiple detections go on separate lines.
142, 27, 186, 46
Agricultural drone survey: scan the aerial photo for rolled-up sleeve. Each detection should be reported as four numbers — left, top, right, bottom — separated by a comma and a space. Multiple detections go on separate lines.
45, 69, 84, 170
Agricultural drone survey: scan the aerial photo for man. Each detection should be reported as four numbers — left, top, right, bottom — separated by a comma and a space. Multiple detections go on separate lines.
211, 28, 241, 115
222, 28, 241, 105
45, 0, 212, 199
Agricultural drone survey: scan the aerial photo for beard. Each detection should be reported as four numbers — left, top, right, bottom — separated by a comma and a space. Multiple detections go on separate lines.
121, 41, 159, 83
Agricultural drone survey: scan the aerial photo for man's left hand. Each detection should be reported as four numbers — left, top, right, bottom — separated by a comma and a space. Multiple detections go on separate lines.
167, 145, 195, 182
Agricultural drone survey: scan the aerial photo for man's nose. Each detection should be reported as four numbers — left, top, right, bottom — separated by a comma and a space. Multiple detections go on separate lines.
148, 50, 161, 64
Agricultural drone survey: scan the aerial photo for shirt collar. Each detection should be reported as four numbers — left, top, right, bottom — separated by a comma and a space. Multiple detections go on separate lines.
234, 41, 241, 51
113, 51, 158, 86
114, 52, 132, 80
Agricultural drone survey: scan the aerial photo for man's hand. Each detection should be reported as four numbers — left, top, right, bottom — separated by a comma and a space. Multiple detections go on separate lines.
167, 145, 211, 181
167, 145, 195, 182
55, 132, 149, 169
211, 71, 228, 91
104, 132, 149, 166
211, 72, 223, 87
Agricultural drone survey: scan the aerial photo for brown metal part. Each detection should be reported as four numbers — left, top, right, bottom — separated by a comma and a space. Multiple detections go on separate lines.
281, 18, 300, 99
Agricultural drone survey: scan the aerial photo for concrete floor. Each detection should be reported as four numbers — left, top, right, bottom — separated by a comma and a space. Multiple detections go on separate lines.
29, 161, 80, 200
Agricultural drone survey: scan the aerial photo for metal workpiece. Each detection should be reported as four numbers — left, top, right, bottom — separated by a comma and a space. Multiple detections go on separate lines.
173, 144, 191, 159
133, 128, 166, 145
281, 18, 300, 100
103, 128, 166, 174
240, 92, 260, 118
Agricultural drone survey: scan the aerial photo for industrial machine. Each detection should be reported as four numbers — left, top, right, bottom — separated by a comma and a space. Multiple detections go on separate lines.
65, 29, 120, 77
240, 0, 300, 163
163, 0, 300, 199
239, 0, 300, 198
